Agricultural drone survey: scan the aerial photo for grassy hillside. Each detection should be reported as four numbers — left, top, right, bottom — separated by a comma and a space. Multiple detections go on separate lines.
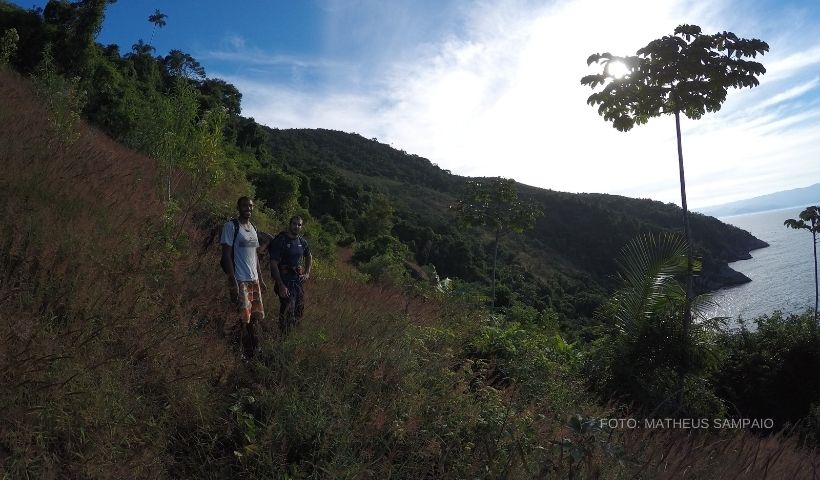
2, 69, 818, 479
0, 67, 265, 476
0, 72, 820, 479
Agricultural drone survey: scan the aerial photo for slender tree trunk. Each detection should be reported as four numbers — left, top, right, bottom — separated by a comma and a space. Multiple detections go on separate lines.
675, 109, 694, 407
491, 227, 500, 308
813, 230, 818, 327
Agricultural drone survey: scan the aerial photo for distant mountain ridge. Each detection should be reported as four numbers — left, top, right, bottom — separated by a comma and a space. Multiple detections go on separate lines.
697, 183, 820, 217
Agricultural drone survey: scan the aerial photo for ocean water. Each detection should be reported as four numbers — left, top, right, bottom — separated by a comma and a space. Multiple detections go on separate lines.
708, 207, 818, 323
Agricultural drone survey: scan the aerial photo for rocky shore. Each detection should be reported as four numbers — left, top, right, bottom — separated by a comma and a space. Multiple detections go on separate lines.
697, 237, 770, 293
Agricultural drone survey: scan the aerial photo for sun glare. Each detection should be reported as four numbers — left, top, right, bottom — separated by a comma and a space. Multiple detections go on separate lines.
607, 60, 629, 79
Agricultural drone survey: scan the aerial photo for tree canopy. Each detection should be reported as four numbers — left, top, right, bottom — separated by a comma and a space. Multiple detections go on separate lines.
452, 177, 542, 307
581, 24, 768, 131
784, 206, 820, 326
451, 177, 541, 234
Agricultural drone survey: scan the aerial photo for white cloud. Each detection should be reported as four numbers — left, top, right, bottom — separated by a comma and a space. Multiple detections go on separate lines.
224, 78, 383, 135
225, 35, 246, 50
218, 0, 820, 208
764, 45, 820, 82
205, 48, 343, 70
756, 78, 819, 110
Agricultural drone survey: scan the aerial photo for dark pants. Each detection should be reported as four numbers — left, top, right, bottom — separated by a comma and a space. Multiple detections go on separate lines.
276, 279, 304, 333
240, 318, 259, 359
224, 313, 260, 360
225, 281, 263, 359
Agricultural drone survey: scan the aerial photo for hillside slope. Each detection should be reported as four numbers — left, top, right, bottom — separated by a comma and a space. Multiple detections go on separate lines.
261, 128, 767, 299
2, 63, 817, 480
0, 69, 241, 476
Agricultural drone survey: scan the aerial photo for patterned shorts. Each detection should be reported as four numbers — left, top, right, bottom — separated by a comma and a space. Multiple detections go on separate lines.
237, 281, 264, 323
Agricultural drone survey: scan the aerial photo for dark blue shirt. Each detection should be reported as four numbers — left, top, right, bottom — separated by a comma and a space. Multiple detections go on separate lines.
269, 233, 310, 281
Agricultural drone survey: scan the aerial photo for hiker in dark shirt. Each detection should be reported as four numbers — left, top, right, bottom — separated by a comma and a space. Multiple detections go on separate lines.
269, 215, 312, 333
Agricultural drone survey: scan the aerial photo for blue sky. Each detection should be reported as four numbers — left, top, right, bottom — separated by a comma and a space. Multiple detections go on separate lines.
11, 0, 820, 208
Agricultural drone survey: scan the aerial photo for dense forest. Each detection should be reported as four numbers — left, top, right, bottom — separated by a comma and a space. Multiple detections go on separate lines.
1, 2, 818, 478
258, 128, 766, 312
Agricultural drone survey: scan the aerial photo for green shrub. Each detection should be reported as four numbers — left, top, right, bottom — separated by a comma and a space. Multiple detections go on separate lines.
466, 315, 581, 406
31, 44, 86, 144
0, 27, 19, 66
351, 234, 408, 264
585, 233, 726, 418
358, 253, 408, 286
302, 220, 337, 263
716, 311, 820, 440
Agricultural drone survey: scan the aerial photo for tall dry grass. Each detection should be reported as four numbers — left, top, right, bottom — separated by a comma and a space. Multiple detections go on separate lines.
607, 423, 819, 479
225, 271, 820, 479
0, 69, 239, 478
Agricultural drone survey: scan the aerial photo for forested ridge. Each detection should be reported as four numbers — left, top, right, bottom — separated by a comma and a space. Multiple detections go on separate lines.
257, 127, 766, 320
1, 2, 818, 478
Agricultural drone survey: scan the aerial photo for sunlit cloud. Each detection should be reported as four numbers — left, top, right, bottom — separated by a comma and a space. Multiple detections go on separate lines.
756, 78, 819, 110
205, 47, 343, 70
764, 45, 820, 82
213, 0, 820, 208
224, 35, 246, 50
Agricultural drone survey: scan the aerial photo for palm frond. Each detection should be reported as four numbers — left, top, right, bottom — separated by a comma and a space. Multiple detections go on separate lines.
606, 232, 688, 330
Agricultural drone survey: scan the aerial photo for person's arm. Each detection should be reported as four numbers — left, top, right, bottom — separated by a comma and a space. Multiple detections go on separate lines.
256, 232, 270, 292
256, 256, 267, 292
221, 244, 239, 301
301, 253, 312, 282
270, 258, 289, 298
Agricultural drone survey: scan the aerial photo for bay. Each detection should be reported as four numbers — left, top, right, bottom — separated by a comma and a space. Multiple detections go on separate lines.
708, 207, 817, 323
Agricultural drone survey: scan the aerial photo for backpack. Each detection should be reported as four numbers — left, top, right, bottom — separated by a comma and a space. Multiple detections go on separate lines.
269, 231, 307, 268
220, 218, 256, 274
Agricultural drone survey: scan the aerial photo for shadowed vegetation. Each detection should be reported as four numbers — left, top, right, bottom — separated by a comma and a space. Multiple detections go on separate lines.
784, 206, 820, 326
